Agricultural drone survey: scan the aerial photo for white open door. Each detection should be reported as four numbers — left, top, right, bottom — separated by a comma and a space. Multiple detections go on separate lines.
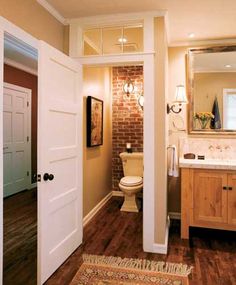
38, 41, 83, 284
3, 83, 31, 197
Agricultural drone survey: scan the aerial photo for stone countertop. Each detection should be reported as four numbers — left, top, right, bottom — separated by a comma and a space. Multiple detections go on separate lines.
179, 158, 236, 170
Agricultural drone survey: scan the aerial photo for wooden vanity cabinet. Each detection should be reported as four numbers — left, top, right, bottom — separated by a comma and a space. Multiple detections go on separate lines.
181, 168, 236, 239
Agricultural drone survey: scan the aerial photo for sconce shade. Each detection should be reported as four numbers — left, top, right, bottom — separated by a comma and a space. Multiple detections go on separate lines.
138, 94, 144, 108
167, 85, 188, 114
174, 85, 188, 104
123, 79, 134, 95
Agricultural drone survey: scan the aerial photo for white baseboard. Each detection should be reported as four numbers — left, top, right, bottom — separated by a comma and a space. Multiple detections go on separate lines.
83, 192, 113, 227
152, 218, 170, 254
30, 183, 37, 189
112, 190, 124, 197
168, 212, 181, 220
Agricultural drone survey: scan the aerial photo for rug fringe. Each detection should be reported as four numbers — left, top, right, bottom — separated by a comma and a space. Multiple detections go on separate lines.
83, 254, 193, 276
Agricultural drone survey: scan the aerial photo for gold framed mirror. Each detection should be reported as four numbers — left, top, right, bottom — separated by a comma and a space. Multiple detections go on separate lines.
187, 45, 236, 134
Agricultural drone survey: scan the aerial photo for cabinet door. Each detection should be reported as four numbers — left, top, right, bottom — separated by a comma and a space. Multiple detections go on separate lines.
228, 174, 236, 226
193, 170, 228, 224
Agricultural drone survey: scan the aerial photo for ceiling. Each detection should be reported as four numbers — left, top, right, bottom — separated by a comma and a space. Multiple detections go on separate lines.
194, 52, 236, 72
45, 0, 236, 45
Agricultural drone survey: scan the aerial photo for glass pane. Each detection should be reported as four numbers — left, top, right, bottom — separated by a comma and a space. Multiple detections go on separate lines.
123, 26, 143, 53
102, 28, 123, 54
83, 29, 102, 55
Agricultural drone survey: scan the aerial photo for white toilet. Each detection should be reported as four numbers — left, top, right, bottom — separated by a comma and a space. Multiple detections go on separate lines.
119, 152, 143, 212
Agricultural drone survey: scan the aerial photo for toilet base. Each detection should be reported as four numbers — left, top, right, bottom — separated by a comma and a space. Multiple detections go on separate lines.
121, 193, 140, 212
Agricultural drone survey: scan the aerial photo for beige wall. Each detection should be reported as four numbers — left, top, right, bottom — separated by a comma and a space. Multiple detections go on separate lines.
168, 47, 187, 214
0, 0, 65, 52
154, 17, 168, 244
83, 67, 112, 217
194, 72, 236, 116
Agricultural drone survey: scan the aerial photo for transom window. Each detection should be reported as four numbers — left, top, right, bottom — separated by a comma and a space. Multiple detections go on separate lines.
83, 25, 143, 56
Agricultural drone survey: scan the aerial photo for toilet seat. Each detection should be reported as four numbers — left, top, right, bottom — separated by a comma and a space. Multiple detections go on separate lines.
120, 176, 143, 187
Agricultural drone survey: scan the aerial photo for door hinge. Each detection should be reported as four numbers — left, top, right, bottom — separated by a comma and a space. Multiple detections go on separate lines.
37, 174, 41, 182
27, 101, 29, 107
27, 171, 29, 176
27, 136, 29, 142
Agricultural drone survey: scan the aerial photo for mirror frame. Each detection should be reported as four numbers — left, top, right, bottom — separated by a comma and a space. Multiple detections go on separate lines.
187, 45, 236, 135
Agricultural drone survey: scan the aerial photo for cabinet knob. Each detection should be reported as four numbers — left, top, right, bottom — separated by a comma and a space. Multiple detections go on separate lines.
223, 186, 233, 190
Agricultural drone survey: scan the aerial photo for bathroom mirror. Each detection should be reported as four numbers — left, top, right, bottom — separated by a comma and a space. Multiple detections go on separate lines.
187, 45, 236, 134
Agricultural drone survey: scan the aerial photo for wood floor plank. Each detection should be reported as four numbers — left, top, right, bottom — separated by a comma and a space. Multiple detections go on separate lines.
46, 197, 236, 285
3, 189, 37, 285
3, 194, 236, 285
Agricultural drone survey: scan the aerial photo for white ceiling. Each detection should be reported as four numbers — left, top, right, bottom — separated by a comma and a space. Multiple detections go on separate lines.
44, 0, 236, 45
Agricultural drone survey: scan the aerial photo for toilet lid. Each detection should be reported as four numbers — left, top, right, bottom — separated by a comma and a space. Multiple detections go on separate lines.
120, 176, 143, 187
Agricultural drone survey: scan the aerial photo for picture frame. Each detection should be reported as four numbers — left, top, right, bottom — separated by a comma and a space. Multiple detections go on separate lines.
87, 96, 103, 147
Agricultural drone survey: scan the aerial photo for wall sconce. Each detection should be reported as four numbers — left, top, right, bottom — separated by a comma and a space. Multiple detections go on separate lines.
123, 78, 134, 95
138, 94, 144, 109
167, 85, 188, 114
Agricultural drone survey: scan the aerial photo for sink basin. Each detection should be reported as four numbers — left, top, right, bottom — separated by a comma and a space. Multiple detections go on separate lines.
179, 157, 236, 170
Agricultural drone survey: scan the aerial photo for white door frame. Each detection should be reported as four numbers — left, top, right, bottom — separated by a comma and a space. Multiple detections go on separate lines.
79, 52, 156, 253
0, 17, 39, 285
71, 13, 159, 253
3, 82, 32, 196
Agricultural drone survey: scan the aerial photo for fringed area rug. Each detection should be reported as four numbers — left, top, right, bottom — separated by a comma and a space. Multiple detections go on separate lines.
70, 254, 193, 285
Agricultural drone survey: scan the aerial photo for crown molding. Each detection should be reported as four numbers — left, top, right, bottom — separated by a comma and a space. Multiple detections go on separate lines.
68, 10, 167, 26
37, 0, 67, 25
4, 58, 38, 76
169, 38, 236, 47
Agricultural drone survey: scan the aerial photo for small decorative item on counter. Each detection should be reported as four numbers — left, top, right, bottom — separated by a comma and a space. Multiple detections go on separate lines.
183, 153, 196, 159
126, 143, 132, 153
197, 155, 205, 160
194, 112, 214, 129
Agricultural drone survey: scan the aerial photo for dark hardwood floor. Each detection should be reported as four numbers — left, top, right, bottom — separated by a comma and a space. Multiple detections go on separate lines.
3, 193, 236, 285
3, 189, 37, 285
46, 197, 236, 285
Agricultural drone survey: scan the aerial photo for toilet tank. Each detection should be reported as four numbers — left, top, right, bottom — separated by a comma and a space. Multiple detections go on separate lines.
120, 152, 143, 177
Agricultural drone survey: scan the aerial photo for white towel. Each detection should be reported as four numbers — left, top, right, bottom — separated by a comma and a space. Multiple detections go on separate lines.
168, 145, 179, 177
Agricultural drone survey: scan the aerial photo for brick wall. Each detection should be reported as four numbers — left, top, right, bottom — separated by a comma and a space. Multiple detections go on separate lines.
112, 66, 143, 191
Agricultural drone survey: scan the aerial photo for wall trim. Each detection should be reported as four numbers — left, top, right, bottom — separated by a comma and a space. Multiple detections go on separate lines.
30, 183, 37, 189
4, 58, 38, 76
168, 212, 181, 220
112, 190, 124, 197
152, 217, 170, 254
68, 11, 167, 26
169, 38, 236, 47
83, 192, 113, 227
36, 0, 67, 25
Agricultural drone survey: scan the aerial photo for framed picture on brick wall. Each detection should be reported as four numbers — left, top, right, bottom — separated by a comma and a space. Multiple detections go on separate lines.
87, 96, 103, 147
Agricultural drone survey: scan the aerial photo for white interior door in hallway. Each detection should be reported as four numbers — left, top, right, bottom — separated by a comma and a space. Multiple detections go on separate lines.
38, 41, 83, 284
3, 83, 31, 197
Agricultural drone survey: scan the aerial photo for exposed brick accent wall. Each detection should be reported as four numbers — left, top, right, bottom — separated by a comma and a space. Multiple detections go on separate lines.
112, 66, 143, 191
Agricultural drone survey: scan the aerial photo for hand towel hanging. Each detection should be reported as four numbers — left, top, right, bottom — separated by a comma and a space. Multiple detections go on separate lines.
167, 145, 179, 177
210, 96, 221, 129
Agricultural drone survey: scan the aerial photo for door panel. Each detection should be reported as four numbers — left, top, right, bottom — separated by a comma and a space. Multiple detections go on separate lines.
3, 83, 31, 197
38, 41, 82, 284
228, 174, 236, 225
193, 170, 228, 224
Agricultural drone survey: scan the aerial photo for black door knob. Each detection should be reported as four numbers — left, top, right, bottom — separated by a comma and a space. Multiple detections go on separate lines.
43, 173, 54, 181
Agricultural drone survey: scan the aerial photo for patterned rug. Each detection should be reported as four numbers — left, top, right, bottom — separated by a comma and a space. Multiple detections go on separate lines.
70, 254, 193, 285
